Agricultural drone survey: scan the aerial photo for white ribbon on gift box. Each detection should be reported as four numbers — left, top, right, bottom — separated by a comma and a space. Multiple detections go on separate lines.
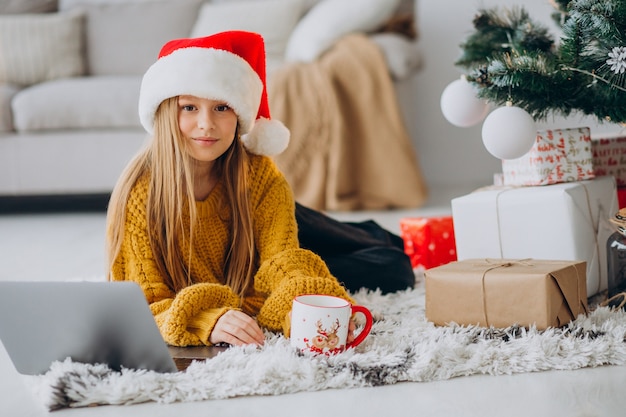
491, 185, 602, 295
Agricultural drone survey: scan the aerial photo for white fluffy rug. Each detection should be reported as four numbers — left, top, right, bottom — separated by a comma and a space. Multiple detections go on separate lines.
25, 277, 626, 411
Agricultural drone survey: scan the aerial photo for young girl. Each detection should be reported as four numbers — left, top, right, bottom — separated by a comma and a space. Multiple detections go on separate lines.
106, 31, 355, 348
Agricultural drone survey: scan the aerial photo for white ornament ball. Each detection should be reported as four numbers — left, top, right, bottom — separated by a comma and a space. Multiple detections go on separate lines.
440, 78, 490, 127
481, 105, 537, 160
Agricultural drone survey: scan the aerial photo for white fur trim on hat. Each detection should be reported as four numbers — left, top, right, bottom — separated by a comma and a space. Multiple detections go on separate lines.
138, 47, 263, 136
241, 118, 290, 156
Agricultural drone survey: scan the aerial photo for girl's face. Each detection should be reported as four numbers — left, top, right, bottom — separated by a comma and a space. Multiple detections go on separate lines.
177, 95, 238, 164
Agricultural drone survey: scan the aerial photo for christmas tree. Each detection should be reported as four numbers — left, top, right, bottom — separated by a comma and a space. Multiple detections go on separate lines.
456, 0, 626, 125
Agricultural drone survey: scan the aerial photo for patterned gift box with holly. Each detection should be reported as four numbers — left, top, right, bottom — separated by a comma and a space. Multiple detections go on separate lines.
502, 127, 595, 186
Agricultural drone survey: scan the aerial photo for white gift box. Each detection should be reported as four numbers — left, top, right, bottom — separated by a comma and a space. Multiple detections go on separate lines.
451, 176, 618, 297
502, 127, 595, 186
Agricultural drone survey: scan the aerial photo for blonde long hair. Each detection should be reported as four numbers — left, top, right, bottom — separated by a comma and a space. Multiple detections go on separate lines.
106, 97, 256, 298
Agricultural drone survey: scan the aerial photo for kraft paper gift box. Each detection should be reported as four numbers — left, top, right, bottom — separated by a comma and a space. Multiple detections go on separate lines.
592, 135, 626, 187
399, 216, 457, 269
451, 176, 618, 297
424, 259, 589, 330
502, 127, 595, 186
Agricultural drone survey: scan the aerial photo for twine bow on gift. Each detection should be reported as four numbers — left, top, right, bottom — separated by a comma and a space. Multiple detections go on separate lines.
476, 259, 586, 327
478, 259, 533, 327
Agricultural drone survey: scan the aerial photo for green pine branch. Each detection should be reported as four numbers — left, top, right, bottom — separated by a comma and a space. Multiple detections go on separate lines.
456, 0, 626, 125
456, 7, 555, 69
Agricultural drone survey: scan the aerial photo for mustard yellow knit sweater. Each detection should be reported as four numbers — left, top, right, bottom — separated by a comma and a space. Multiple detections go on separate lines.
110, 155, 353, 347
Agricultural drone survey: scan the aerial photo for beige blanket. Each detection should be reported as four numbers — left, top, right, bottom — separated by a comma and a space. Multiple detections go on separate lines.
268, 33, 428, 211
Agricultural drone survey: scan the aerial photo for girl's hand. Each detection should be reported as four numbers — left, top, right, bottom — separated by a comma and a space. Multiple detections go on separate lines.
210, 310, 265, 347
347, 318, 356, 344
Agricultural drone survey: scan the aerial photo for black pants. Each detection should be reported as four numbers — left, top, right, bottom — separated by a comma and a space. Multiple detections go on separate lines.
295, 203, 415, 294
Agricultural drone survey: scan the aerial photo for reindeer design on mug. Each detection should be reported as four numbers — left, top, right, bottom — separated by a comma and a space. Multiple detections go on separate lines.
305, 318, 344, 355
291, 294, 373, 356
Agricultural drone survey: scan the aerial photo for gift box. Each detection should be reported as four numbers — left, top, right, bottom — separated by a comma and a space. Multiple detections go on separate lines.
425, 258, 588, 330
502, 127, 595, 186
399, 216, 457, 269
451, 176, 618, 297
619, 187, 626, 209
592, 135, 626, 187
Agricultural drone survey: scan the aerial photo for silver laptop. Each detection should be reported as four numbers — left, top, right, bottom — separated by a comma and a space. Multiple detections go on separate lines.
0, 281, 178, 375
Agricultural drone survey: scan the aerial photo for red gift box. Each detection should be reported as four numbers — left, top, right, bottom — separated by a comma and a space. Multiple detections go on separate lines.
592, 135, 626, 187
618, 187, 626, 209
400, 216, 457, 270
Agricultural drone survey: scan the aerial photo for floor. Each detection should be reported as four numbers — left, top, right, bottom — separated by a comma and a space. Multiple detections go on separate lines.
2, 185, 626, 416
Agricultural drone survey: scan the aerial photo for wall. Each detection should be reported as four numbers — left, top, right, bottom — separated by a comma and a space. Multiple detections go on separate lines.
405, 0, 623, 191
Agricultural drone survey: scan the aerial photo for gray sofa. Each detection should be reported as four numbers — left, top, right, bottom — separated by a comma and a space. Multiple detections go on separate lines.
0, 0, 420, 198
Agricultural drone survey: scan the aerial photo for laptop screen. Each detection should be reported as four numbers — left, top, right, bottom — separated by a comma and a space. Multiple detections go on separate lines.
0, 281, 178, 375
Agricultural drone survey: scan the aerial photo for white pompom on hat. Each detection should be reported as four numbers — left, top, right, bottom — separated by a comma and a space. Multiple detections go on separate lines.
138, 31, 289, 156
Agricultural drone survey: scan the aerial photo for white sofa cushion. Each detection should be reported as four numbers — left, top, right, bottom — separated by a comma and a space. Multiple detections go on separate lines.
60, 0, 202, 76
190, 0, 306, 73
11, 76, 142, 132
0, 11, 85, 87
285, 0, 402, 62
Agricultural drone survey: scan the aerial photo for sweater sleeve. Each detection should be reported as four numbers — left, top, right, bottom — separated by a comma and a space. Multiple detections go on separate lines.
110, 178, 242, 347
249, 156, 354, 334
255, 249, 353, 334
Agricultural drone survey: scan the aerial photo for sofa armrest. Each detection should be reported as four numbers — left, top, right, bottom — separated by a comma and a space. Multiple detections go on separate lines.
0, 84, 20, 133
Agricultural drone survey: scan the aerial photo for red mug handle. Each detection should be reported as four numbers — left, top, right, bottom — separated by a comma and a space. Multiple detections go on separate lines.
346, 305, 373, 349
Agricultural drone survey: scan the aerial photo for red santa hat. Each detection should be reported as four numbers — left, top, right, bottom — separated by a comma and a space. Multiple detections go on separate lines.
138, 31, 289, 156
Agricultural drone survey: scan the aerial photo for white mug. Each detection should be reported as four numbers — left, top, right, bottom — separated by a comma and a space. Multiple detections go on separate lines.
290, 294, 373, 355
